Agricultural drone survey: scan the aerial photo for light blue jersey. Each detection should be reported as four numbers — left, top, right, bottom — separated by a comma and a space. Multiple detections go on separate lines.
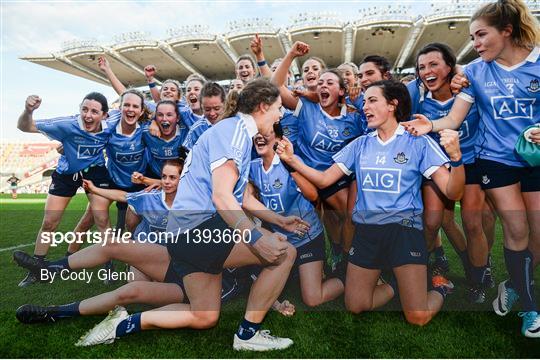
36, 115, 117, 174
458, 47, 540, 167
333, 125, 449, 230
280, 109, 299, 148
142, 123, 187, 176
182, 118, 212, 150
105, 113, 147, 188
407, 80, 480, 164
294, 97, 367, 171
167, 114, 258, 233
145, 100, 198, 129
249, 155, 323, 247
126, 189, 170, 244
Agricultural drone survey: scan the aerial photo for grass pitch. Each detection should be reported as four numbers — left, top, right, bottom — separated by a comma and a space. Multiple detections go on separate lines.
0, 194, 538, 358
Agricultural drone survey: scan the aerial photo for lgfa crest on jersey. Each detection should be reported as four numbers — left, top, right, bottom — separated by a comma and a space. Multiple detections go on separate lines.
527, 79, 539, 93
394, 152, 408, 164
342, 127, 351, 137
272, 178, 283, 189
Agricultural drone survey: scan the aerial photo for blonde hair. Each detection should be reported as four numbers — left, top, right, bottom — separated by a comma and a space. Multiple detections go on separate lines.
471, 0, 540, 49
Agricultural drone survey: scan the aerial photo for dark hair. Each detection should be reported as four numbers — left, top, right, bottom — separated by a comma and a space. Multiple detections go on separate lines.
82, 92, 108, 113
155, 100, 180, 121
120, 89, 150, 123
360, 55, 393, 79
221, 79, 280, 118
471, 0, 540, 49
367, 80, 411, 122
236, 55, 256, 70
415, 42, 456, 86
320, 69, 346, 104
238, 78, 280, 114
200, 82, 226, 103
162, 158, 183, 174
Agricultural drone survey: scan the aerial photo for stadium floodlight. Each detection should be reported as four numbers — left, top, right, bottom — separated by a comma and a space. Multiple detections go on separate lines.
288, 11, 343, 31
166, 25, 213, 41
112, 31, 151, 45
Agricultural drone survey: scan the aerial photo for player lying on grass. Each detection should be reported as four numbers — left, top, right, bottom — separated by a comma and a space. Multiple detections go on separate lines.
14, 81, 305, 350
14, 160, 294, 328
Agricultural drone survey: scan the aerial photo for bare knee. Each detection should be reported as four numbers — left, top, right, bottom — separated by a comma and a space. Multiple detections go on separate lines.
404, 311, 432, 326
345, 294, 371, 314
190, 311, 219, 329
302, 292, 323, 308
116, 282, 144, 304
423, 215, 442, 235
41, 217, 60, 232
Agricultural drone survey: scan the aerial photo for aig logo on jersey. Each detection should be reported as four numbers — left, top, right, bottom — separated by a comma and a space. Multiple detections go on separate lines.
311, 132, 344, 153
361, 167, 401, 194
262, 193, 285, 213
77, 145, 102, 159
116, 150, 144, 164
491, 95, 534, 120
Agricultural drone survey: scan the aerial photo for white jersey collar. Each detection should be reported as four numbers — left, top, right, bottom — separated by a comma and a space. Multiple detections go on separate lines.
239, 113, 258, 138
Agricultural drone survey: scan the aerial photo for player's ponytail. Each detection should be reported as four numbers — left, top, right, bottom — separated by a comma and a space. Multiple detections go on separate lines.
471, 0, 540, 49
220, 89, 240, 120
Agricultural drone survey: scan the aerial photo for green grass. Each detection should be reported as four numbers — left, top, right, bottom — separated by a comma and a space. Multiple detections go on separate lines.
0, 194, 538, 358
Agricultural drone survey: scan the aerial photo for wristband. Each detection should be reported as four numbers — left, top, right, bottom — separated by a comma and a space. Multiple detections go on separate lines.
449, 158, 463, 167
257, 60, 267, 67
282, 161, 296, 173
234, 215, 248, 230
148, 82, 156, 88
248, 228, 264, 245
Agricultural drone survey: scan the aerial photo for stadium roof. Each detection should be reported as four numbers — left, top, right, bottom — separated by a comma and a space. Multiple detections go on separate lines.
20, 1, 540, 87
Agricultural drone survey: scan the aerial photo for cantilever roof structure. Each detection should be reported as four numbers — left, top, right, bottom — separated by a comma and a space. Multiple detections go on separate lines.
20, 1, 540, 87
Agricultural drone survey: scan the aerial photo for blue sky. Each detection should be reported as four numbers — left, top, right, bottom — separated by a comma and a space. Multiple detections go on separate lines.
1, 0, 437, 140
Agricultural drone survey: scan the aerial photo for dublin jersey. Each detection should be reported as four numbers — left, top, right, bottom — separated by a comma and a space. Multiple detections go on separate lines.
167, 114, 258, 233
142, 123, 187, 176
182, 118, 212, 150
280, 109, 299, 147
126, 189, 170, 243
35, 115, 117, 175
333, 125, 449, 230
458, 47, 540, 167
249, 155, 323, 247
407, 80, 480, 164
294, 97, 367, 171
105, 118, 147, 189
145, 100, 198, 129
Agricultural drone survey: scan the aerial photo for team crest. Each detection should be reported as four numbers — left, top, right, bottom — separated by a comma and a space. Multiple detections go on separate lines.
482, 175, 490, 185
394, 152, 408, 164
527, 79, 539, 93
401, 218, 413, 227
342, 127, 351, 137
272, 178, 283, 189
283, 126, 290, 136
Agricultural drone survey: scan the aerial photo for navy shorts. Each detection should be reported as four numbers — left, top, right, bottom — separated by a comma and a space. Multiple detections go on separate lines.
477, 159, 540, 192
48, 166, 111, 197
465, 161, 482, 185
293, 232, 326, 268
348, 223, 428, 269
167, 214, 235, 279
163, 262, 188, 302
319, 173, 355, 200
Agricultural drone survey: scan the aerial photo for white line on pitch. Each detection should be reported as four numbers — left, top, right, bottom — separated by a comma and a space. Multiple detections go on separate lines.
0, 243, 33, 253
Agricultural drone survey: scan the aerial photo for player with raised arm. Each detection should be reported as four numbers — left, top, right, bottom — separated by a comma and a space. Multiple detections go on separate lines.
402, 0, 540, 337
